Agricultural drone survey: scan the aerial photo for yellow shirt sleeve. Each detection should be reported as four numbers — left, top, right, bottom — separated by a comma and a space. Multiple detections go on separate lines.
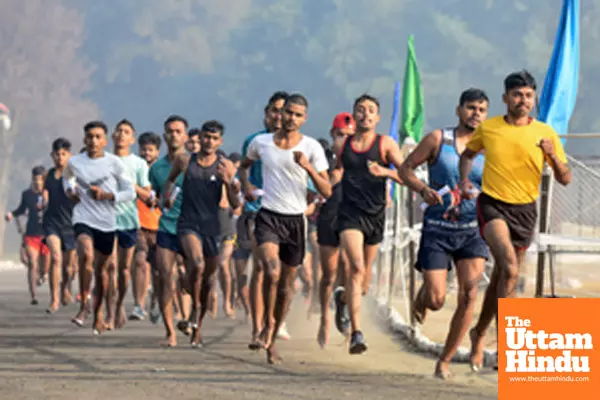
465, 124, 484, 152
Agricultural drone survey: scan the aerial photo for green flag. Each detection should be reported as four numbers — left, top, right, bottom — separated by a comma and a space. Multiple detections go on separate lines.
400, 34, 425, 144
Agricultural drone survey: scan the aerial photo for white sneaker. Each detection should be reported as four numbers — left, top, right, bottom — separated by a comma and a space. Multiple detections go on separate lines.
129, 305, 147, 321
277, 322, 291, 340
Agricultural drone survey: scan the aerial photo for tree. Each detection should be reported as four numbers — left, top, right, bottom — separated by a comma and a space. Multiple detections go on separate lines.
0, 0, 98, 255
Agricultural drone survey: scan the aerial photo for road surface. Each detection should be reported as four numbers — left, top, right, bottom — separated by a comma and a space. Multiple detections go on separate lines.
0, 268, 498, 399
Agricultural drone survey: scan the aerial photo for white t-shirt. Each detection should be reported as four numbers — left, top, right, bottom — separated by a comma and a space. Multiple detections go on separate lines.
63, 152, 136, 232
116, 154, 150, 231
246, 134, 329, 215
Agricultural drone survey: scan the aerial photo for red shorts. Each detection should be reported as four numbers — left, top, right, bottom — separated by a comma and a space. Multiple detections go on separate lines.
23, 235, 50, 256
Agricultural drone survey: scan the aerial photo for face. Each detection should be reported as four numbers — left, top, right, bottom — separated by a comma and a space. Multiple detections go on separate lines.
264, 99, 285, 132
330, 127, 354, 153
232, 160, 240, 169
139, 143, 159, 164
112, 123, 135, 149
456, 100, 488, 130
163, 120, 188, 151
353, 100, 380, 131
31, 174, 44, 191
200, 130, 223, 155
84, 127, 107, 154
186, 135, 201, 154
503, 86, 535, 118
51, 148, 70, 168
281, 103, 307, 132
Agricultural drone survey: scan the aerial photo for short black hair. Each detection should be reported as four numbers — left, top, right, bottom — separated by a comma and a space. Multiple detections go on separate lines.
353, 94, 380, 112
264, 91, 289, 112
285, 93, 309, 109
228, 152, 242, 163
504, 70, 537, 93
52, 137, 71, 152
115, 118, 135, 132
163, 115, 189, 131
318, 138, 329, 150
31, 165, 45, 176
459, 88, 489, 106
201, 120, 225, 136
188, 128, 202, 138
83, 120, 108, 135
138, 131, 161, 149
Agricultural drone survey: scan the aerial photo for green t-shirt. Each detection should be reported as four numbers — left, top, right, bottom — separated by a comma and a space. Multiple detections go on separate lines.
148, 156, 184, 235
116, 153, 150, 231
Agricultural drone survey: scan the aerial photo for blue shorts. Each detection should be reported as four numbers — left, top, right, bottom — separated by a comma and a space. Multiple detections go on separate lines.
73, 223, 115, 256
116, 229, 138, 249
44, 223, 76, 251
157, 231, 182, 255
416, 227, 488, 272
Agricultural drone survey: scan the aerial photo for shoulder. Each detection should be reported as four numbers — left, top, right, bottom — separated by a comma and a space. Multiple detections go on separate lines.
301, 135, 323, 152
243, 130, 267, 146
531, 119, 558, 136
478, 115, 505, 131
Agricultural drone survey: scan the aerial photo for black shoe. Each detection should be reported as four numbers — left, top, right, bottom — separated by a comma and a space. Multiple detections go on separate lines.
349, 331, 367, 355
333, 287, 350, 335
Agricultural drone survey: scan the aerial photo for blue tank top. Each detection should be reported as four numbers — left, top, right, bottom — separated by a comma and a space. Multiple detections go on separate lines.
424, 128, 484, 230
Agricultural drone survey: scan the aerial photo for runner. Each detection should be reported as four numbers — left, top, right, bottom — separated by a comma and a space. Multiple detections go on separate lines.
226, 151, 245, 314
5, 166, 50, 305
398, 88, 490, 379
165, 120, 239, 348
148, 115, 189, 347
185, 128, 201, 154
459, 71, 571, 371
316, 112, 354, 348
64, 120, 136, 333
131, 131, 163, 322
336, 94, 405, 354
42, 138, 78, 313
239, 93, 331, 363
105, 119, 152, 330
233, 91, 289, 349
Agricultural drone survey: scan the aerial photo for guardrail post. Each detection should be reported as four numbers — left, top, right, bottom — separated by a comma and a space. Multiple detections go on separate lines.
535, 167, 553, 297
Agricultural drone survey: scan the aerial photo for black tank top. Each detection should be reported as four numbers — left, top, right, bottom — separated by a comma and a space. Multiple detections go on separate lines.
43, 167, 74, 231
179, 154, 223, 236
340, 134, 388, 215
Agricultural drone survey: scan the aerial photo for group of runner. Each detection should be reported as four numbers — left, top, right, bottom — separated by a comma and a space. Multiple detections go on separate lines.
5, 69, 571, 377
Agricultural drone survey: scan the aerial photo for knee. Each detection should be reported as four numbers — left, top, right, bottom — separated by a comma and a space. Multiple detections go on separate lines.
498, 252, 519, 281
134, 252, 147, 266
458, 282, 479, 307
191, 256, 205, 272
350, 260, 365, 279
426, 290, 446, 311
321, 267, 336, 287
265, 258, 280, 282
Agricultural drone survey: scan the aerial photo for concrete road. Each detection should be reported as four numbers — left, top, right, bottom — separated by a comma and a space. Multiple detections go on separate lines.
0, 268, 498, 400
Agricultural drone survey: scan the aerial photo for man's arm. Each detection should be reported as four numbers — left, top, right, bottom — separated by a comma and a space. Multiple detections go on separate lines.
296, 144, 332, 198
458, 125, 484, 199
135, 160, 152, 202
163, 153, 190, 203
540, 135, 571, 186
238, 136, 260, 199
108, 158, 136, 203
218, 157, 241, 210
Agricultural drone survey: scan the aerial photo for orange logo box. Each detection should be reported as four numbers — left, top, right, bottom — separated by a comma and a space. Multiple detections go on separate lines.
498, 298, 600, 400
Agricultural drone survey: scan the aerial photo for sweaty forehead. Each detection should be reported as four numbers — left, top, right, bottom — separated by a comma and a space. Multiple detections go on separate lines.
286, 103, 306, 114
355, 100, 378, 111
167, 121, 186, 131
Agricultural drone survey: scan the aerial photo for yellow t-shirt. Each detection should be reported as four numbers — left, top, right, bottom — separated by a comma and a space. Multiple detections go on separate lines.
466, 115, 567, 204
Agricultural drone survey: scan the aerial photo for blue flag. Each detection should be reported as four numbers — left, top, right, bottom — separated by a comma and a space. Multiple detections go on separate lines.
388, 81, 401, 201
538, 0, 580, 143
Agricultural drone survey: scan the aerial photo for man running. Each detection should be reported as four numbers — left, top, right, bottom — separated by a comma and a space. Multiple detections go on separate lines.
316, 112, 354, 348
164, 120, 239, 348
106, 119, 152, 330
131, 132, 163, 322
335, 94, 405, 354
43, 138, 77, 312
148, 115, 189, 347
239, 93, 331, 363
399, 88, 490, 379
233, 91, 289, 349
459, 71, 571, 370
64, 120, 136, 333
5, 166, 50, 305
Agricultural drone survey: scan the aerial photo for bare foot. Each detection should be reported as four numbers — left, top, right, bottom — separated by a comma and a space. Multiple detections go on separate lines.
435, 360, 452, 380
61, 292, 74, 306
412, 285, 428, 324
190, 327, 203, 348
104, 318, 115, 331
71, 309, 88, 327
115, 305, 127, 329
266, 345, 283, 364
161, 335, 177, 348
469, 328, 484, 372
46, 303, 59, 314
260, 326, 274, 349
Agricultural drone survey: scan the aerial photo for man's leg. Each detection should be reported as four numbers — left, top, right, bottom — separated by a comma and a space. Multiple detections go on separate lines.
115, 230, 137, 329
72, 231, 94, 327
156, 241, 178, 347
248, 218, 266, 349
437, 257, 484, 379
218, 238, 235, 318
23, 239, 40, 305
131, 230, 151, 320
60, 249, 76, 305
317, 245, 342, 347
233, 250, 251, 320
179, 231, 206, 337
45, 235, 63, 311
257, 241, 282, 352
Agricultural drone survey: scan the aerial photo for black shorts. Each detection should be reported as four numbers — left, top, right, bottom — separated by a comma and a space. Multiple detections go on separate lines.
337, 207, 385, 246
236, 210, 256, 251
43, 222, 76, 251
317, 214, 339, 247
178, 228, 221, 259
116, 229, 138, 249
416, 227, 489, 272
136, 228, 157, 265
157, 231, 182, 255
254, 208, 306, 267
477, 192, 537, 250
73, 223, 115, 255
